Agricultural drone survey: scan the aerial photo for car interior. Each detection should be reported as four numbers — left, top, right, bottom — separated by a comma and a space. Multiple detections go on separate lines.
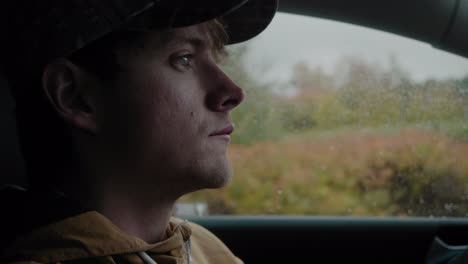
1, 0, 468, 263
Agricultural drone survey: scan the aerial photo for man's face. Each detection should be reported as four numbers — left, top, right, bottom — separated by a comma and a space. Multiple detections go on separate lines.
92, 23, 244, 195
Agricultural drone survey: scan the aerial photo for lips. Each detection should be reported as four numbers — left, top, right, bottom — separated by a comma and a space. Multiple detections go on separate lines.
210, 124, 234, 136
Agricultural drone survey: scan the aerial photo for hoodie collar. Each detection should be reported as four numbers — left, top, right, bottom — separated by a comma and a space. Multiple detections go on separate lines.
3, 211, 192, 263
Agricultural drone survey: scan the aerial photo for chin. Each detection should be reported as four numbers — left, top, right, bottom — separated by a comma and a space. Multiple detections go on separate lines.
194, 160, 234, 190
204, 166, 233, 189
208, 171, 233, 189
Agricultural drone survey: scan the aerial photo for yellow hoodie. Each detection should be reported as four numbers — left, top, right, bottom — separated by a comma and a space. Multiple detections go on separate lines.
2, 211, 243, 264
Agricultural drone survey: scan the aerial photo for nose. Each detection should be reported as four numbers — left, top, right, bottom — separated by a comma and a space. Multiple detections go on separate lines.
206, 67, 245, 112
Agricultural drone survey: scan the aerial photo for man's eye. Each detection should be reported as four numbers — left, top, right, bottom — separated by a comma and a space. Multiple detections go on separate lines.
171, 54, 194, 70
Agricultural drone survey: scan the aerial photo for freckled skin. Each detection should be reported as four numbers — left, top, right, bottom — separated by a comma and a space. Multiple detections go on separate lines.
92, 25, 244, 198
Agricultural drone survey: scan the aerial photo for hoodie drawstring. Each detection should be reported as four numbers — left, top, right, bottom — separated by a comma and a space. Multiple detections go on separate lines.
137, 239, 192, 264
185, 238, 193, 264
137, 251, 158, 264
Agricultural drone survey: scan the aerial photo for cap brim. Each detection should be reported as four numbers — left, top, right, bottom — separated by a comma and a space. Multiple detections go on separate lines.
126, 0, 278, 44
222, 0, 278, 44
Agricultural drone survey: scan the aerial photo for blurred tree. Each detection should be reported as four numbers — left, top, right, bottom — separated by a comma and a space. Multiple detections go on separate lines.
454, 74, 468, 121
387, 54, 412, 122
290, 62, 334, 97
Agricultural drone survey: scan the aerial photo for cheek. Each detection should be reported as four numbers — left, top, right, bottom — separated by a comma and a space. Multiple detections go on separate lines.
151, 72, 206, 122
133, 75, 205, 145
98, 62, 209, 154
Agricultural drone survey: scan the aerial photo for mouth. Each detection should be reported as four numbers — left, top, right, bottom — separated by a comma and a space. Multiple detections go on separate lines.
209, 124, 235, 137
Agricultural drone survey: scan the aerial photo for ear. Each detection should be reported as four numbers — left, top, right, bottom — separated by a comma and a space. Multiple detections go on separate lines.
42, 58, 97, 133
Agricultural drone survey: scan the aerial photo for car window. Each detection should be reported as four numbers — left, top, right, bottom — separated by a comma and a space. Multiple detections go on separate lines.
176, 13, 468, 217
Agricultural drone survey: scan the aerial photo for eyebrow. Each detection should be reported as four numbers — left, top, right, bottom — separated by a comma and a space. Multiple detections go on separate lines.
165, 35, 210, 50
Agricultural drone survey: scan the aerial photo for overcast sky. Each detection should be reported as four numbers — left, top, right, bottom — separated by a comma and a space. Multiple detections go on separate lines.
232, 12, 468, 83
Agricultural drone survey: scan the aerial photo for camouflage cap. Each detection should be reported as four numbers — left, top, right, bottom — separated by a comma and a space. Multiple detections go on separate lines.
2, 0, 277, 94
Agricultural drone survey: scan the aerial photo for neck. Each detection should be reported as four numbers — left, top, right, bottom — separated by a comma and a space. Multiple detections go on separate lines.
62, 175, 177, 244
69, 137, 184, 244
96, 194, 175, 243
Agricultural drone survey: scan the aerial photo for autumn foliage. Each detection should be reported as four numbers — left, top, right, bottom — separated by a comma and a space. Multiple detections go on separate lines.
182, 48, 468, 217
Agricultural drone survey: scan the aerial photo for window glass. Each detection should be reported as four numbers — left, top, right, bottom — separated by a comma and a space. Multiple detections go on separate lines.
178, 13, 468, 217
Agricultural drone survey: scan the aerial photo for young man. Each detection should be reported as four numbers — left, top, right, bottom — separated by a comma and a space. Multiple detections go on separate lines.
0, 0, 277, 263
